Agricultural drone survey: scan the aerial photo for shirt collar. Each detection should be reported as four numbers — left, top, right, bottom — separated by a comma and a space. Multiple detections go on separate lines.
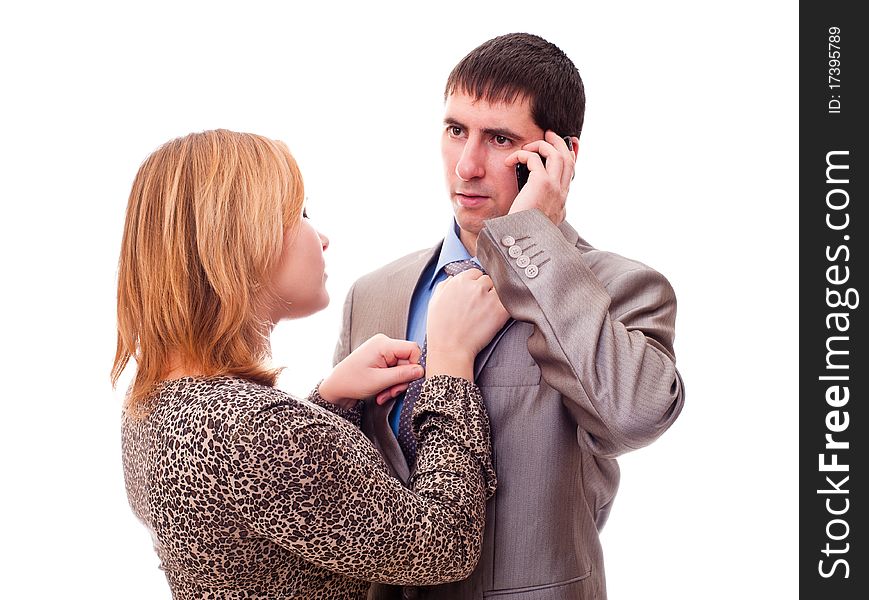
425, 220, 479, 290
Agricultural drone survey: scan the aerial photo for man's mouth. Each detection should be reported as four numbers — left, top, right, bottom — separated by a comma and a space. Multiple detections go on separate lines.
455, 192, 489, 208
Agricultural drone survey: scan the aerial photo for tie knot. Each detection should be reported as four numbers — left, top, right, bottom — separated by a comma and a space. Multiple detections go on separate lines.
444, 259, 485, 277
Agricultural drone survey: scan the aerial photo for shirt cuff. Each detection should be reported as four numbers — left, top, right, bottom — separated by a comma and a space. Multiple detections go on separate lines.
307, 381, 363, 428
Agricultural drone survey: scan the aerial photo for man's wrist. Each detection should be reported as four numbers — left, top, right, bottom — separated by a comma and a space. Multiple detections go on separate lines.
508, 200, 561, 225
424, 347, 475, 381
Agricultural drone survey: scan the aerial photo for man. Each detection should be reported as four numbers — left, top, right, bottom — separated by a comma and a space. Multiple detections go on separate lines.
334, 33, 685, 600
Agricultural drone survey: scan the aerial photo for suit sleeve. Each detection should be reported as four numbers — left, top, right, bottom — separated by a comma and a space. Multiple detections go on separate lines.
476, 209, 685, 458
227, 375, 496, 585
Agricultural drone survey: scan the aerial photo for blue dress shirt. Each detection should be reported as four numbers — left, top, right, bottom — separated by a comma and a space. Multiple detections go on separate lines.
389, 220, 481, 434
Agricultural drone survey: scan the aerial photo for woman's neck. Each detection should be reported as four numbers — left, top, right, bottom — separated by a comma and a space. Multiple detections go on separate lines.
163, 351, 205, 380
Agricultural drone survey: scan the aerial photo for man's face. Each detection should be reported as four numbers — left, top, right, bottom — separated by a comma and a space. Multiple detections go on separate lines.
441, 91, 544, 248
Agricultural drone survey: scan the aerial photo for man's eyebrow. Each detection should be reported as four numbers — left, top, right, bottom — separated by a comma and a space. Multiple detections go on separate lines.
443, 118, 524, 141
482, 126, 523, 140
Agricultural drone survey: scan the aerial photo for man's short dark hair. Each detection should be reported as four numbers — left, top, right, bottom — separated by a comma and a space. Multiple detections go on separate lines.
445, 33, 585, 138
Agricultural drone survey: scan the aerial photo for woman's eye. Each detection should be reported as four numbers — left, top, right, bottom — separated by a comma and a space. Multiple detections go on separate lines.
302, 208, 309, 219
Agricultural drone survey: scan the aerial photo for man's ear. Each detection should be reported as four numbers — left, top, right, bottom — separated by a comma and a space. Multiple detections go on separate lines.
569, 138, 579, 181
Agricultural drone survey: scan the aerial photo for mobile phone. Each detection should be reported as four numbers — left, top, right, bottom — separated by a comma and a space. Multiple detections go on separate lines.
516, 135, 573, 191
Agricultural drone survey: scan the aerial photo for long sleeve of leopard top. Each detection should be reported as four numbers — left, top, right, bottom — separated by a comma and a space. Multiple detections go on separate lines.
306, 382, 363, 428
228, 374, 496, 586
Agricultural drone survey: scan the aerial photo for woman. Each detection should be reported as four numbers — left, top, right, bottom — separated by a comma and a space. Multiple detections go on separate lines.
113, 129, 508, 599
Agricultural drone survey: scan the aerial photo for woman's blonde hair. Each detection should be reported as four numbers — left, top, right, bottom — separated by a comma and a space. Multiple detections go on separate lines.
112, 129, 304, 412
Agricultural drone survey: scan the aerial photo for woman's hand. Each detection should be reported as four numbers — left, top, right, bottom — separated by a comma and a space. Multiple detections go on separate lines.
319, 334, 423, 408
425, 269, 510, 381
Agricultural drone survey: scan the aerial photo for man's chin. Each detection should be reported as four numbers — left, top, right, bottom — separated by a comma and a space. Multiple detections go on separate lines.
454, 210, 484, 232
456, 203, 508, 228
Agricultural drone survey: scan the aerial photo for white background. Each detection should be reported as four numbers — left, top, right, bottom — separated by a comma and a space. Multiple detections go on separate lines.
0, 1, 797, 598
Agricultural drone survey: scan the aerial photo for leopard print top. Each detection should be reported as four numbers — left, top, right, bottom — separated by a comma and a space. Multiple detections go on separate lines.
122, 374, 496, 599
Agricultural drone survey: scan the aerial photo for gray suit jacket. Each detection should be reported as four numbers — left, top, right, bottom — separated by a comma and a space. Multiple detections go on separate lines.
334, 210, 685, 600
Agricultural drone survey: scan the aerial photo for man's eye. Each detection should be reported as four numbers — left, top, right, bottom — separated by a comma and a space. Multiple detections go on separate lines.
449, 126, 463, 136
494, 135, 510, 146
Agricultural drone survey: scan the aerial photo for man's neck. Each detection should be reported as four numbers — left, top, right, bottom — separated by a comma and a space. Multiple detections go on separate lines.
458, 229, 479, 257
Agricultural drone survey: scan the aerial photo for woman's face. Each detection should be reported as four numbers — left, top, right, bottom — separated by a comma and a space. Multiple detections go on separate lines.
268, 212, 330, 322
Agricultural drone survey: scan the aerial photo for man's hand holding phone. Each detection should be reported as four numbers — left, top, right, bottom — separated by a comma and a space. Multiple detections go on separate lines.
508, 131, 576, 226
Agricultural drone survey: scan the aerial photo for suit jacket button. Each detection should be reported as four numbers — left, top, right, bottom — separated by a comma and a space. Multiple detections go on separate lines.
524, 264, 539, 278
501, 235, 516, 247
516, 255, 530, 268
508, 245, 523, 258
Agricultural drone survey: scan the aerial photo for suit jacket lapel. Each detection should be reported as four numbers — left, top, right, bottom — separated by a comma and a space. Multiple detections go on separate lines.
358, 243, 441, 484
365, 244, 441, 343
359, 224, 579, 478
474, 319, 517, 379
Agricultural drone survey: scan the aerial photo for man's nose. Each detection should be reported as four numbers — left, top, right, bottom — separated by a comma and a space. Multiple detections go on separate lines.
455, 141, 485, 181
